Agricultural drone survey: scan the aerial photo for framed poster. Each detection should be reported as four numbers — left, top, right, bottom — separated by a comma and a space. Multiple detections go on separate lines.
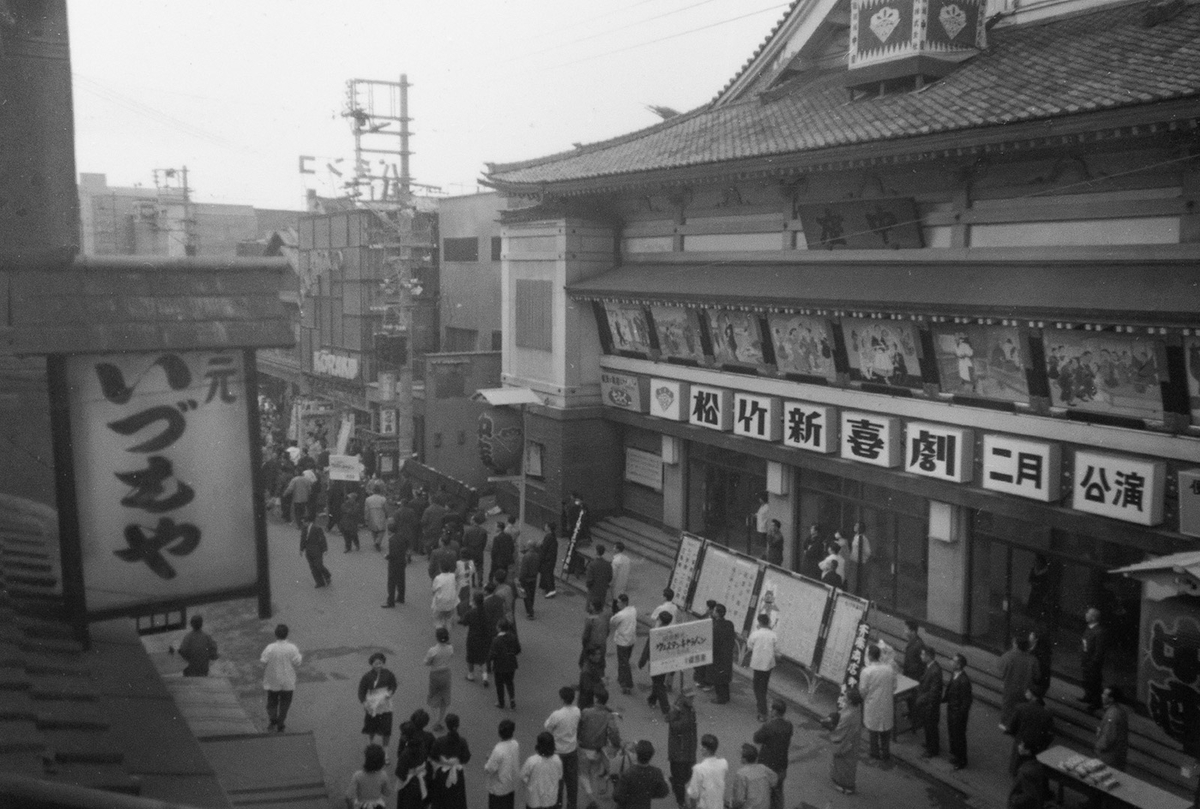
652, 306, 706, 363
768, 313, 838, 380
669, 533, 705, 609
1044, 330, 1163, 421
705, 308, 766, 366
63, 351, 263, 617
1186, 336, 1200, 425
816, 590, 871, 683
690, 544, 762, 634
603, 302, 654, 355
758, 568, 833, 670
840, 317, 923, 388
931, 324, 1029, 402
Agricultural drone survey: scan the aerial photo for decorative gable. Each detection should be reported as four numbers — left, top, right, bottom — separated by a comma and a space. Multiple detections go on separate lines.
848, 0, 986, 89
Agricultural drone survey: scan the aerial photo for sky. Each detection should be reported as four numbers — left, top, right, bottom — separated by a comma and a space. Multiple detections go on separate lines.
67, 1, 791, 210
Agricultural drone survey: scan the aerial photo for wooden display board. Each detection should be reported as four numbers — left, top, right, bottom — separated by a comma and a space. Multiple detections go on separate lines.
669, 533, 704, 610
757, 568, 833, 671
689, 544, 762, 634
816, 590, 871, 683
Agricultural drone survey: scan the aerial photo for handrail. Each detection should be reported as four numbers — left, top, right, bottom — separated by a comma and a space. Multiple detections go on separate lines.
0, 774, 209, 809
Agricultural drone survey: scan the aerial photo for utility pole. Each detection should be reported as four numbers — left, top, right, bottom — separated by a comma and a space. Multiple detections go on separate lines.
342, 75, 438, 200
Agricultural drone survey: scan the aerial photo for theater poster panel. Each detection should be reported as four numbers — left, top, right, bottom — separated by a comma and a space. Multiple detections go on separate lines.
1043, 330, 1163, 421
603, 302, 654, 355
1187, 335, 1200, 425
768, 314, 838, 381
840, 317, 923, 389
931, 324, 1030, 403
706, 308, 766, 366
651, 306, 706, 363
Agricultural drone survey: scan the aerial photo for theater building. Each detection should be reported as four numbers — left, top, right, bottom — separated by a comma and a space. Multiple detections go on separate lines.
485, 0, 1200, 751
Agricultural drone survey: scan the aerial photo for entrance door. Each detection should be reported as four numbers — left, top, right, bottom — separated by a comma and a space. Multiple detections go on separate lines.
685, 445, 766, 555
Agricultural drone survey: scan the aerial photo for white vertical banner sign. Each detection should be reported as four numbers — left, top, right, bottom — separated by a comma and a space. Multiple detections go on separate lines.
66, 351, 259, 614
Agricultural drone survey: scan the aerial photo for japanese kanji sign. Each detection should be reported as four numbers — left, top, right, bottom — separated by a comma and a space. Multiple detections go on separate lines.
733, 393, 782, 442
648, 618, 713, 676
981, 434, 1061, 502
782, 401, 837, 454
839, 411, 902, 468
600, 371, 649, 413
329, 454, 365, 482
66, 351, 259, 613
1179, 469, 1200, 539
649, 378, 689, 422
905, 422, 974, 483
688, 385, 733, 431
1072, 450, 1165, 526
379, 408, 397, 436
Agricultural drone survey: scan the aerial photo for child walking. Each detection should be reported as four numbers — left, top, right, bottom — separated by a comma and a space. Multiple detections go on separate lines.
425, 627, 454, 731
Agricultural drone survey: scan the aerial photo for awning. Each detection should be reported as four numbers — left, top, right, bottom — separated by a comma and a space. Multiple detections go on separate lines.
472, 386, 543, 406
565, 248, 1200, 325
1112, 551, 1200, 596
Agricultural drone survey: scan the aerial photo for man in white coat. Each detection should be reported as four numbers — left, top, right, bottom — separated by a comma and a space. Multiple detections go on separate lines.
858, 643, 896, 761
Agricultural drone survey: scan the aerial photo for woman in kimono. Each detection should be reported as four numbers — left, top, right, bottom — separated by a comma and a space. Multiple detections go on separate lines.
392, 722, 427, 809
427, 713, 471, 809
830, 686, 864, 795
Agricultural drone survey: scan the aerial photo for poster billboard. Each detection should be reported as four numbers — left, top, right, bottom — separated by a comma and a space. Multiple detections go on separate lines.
931, 324, 1029, 402
603, 302, 654, 355
840, 317, 923, 388
652, 306, 706, 363
767, 313, 838, 380
705, 308, 766, 366
1043, 330, 1163, 421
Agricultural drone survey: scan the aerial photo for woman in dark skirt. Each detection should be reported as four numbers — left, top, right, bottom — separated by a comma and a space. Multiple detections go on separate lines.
459, 591, 491, 685
393, 722, 427, 809
427, 713, 472, 809
356, 652, 398, 750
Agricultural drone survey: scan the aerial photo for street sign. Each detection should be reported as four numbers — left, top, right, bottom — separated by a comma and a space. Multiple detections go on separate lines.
648, 618, 713, 676
328, 454, 364, 482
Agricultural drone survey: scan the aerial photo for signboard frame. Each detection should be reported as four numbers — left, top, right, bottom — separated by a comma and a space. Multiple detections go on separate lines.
648, 618, 714, 676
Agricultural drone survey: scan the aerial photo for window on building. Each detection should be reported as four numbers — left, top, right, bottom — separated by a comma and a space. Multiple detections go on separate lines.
525, 441, 545, 479
433, 363, 466, 399
491, 236, 502, 261
443, 327, 479, 352
443, 237, 479, 262
515, 279, 553, 350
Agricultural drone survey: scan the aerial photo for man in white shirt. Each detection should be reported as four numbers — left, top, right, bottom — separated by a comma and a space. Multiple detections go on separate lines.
610, 594, 639, 695
651, 588, 680, 625
752, 492, 770, 556
484, 718, 520, 809
746, 613, 778, 723
260, 623, 302, 732
544, 685, 582, 809
610, 542, 632, 601
858, 644, 896, 762
686, 734, 729, 809
847, 521, 873, 595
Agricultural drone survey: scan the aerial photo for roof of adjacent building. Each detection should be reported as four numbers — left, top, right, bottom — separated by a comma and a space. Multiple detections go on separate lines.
486, 1, 1200, 191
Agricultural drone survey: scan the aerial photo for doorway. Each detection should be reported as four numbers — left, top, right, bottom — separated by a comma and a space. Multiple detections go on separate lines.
685, 443, 766, 555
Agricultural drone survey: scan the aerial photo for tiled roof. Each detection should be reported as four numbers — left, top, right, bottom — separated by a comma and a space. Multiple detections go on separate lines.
487, 2, 1200, 189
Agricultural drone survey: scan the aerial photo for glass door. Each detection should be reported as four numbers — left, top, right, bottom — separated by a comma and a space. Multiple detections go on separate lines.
685, 444, 766, 554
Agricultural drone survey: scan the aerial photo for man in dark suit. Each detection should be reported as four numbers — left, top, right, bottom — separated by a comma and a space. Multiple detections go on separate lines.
1008, 741, 1046, 809
753, 699, 794, 809
914, 646, 944, 758
299, 513, 332, 588
1008, 683, 1055, 775
943, 653, 973, 770
490, 521, 515, 584
903, 619, 927, 727
1081, 606, 1108, 712
381, 513, 409, 607
462, 512, 488, 586
710, 603, 737, 705
585, 544, 613, 608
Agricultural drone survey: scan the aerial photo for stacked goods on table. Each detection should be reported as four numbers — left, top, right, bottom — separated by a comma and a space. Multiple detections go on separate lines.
1059, 754, 1121, 791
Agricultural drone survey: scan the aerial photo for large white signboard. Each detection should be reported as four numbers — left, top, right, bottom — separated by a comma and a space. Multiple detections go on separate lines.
733, 393, 782, 442
981, 434, 1062, 502
758, 569, 832, 670
840, 411, 903, 468
66, 351, 259, 614
689, 385, 733, 431
817, 591, 871, 683
648, 618, 714, 676
690, 545, 761, 633
1072, 450, 1165, 526
905, 422, 974, 483
782, 401, 837, 454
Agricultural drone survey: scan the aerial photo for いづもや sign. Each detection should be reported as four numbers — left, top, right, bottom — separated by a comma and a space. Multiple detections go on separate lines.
648, 618, 714, 676
65, 351, 260, 615
1072, 450, 1165, 526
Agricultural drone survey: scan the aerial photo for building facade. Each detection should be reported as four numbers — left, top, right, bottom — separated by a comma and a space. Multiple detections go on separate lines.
485, 0, 1200, 770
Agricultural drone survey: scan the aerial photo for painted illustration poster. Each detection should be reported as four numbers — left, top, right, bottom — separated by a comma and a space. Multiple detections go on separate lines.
1187, 336, 1200, 425
931, 324, 1029, 402
1043, 330, 1163, 421
840, 317, 923, 388
768, 314, 838, 380
705, 308, 766, 366
603, 302, 654, 355
651, 306, 706, 363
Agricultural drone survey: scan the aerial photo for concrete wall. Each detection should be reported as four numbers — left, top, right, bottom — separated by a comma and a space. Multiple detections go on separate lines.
437, 193, 507, 350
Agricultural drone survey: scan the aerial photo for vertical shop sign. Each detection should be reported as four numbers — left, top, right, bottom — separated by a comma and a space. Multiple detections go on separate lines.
379, 408, 398, 436
733, 393, 782, 441
649, 378, 690, 422
1072, 450, 1165, 526
782, 401, 837, 454
905, 422, 974, 483
839, 411, 902, 468
65, 351, 259, 614
981, 434, 1061, 502
689, 385, 733, 431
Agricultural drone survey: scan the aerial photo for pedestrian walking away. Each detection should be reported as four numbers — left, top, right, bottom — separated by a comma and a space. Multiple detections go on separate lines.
578, 645, 607, 710
424, 627, 454, 731
731, 744, 777, 809
343, 743, 390, 809
462, 512, 489, 587
538, 522, 559, 597
393, 722, 428, 809
753, 699, 793, 809
914, 646, 944, 758
997, 633, 1039, 731
829, 687, 863, 795
177, 614, 219, 676
431, 559, 459, 632
381, 514, 408, 607
545, 686, 582, 809
461, 592, 491, 683
299, 514, 332, 588
578, 689, 621, 801
859, 643, 895, 761
610, 594, 638, 695
944, 652, 973, 770
427, 713, 471, 809
455, 549, 477, 619
639, 612, 673, 716
584, 543, 613, 609
339, 490, 362, 552
282, 469, 314, 529
746, 613, 778, 722
484, 718, 520, 809
522, 731, 564, 809
610, 541, 632, 601
710, 603, 736, 704
490, 619, 521, 709
686, 734, 728, 809
357, 652, 398, 749
261, 623, 301, 732
362, 482, 388, 551
612, 739, 670, 809
518, 538, 541, 619
490, 521, 515, 584
666, 688, 697, 807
